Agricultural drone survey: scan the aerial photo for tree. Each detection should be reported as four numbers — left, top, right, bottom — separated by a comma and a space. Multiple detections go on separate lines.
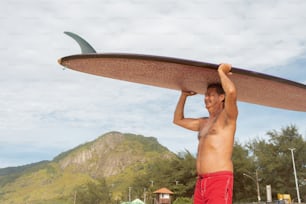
173, 197, 192, 204
170, 150, 197, 198
74, 178, 112, 204
130, 150, 196, 200
232, 142, 257, 202
247, 125, 306, 201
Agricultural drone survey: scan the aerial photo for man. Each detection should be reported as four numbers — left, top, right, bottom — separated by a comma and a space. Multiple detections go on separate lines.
173, 63, 238, 204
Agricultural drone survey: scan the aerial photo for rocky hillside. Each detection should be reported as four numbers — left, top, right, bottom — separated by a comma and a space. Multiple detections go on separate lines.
0, 131, 176, 204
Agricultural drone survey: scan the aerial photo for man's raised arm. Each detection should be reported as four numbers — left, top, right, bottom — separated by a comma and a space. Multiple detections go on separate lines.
218, 63, 238, 120
173, 91, 201, 131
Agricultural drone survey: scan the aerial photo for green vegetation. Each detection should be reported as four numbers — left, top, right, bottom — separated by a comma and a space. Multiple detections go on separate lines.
73, 178, 112, 204
173, 197, 193, 204
243, 125, 306, 202
128, 150, 196, 203
0, 126, 305, 203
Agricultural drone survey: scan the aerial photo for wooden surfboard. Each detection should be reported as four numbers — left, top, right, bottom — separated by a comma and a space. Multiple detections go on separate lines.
58, 32, 306, 112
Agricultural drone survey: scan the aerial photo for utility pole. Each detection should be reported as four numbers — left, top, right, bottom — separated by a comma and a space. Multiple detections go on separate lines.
243, 170, 261, 203
144, 188, 146, 204
73, 191, 77, 204
255, 170, 260, 203
288, 148, 301, 203
128, 187, 132, 202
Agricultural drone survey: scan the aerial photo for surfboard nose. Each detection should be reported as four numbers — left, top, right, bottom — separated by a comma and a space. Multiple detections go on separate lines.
57, 58, 63, 65
58, 57, 69, 66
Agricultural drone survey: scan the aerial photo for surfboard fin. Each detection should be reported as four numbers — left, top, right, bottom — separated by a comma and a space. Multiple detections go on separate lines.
64, 31, 97, 54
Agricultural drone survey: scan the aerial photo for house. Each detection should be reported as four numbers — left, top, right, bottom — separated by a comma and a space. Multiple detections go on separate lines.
153, 187, 174, 204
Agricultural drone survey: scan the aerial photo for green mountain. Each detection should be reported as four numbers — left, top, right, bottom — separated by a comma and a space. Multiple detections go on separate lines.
0, 131, 176, 204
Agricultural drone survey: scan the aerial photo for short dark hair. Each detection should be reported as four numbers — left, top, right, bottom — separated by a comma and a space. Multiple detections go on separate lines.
207, 83, 225, 95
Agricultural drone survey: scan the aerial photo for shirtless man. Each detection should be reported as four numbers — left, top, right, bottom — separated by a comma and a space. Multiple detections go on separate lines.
173, 63, 238, 204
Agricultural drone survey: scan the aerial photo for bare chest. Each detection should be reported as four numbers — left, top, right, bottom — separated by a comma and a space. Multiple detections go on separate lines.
198, 115, 221, 140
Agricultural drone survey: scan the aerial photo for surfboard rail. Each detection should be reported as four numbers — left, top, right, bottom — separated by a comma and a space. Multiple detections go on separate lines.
59, 53, 306, 89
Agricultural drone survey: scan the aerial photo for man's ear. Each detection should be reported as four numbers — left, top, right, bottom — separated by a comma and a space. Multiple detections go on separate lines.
220, 94, 225, 102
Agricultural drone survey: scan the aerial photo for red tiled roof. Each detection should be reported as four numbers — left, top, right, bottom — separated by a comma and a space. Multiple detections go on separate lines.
153, 187, 174, 194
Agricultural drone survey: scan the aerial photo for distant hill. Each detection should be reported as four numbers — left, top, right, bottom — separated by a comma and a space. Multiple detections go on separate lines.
0, 131, 176, 204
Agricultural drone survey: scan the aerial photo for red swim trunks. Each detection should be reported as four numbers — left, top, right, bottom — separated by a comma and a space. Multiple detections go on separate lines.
193, 171, 233, 204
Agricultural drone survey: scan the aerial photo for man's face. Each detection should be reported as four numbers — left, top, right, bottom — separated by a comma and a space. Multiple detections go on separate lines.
204, 88, 224, 109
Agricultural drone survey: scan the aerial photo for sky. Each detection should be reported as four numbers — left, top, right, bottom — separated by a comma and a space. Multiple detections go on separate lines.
1, 0, 306, 168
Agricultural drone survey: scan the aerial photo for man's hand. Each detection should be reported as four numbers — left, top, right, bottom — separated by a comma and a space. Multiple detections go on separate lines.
182, 91, 197, 96
218, 63, 232, 75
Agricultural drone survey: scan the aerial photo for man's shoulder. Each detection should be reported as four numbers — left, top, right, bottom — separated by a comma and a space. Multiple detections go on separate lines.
199, 117, 209, 127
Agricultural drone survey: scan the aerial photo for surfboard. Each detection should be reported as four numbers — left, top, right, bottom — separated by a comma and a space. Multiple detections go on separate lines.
58, 32, 306, 112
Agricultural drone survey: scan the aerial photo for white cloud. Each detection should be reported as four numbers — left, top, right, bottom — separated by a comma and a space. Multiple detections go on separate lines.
0, 0, 306, 167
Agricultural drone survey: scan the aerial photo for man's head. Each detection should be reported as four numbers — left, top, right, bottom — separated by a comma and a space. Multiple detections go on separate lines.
204, 83, 225, 109
207, 83, 225, 95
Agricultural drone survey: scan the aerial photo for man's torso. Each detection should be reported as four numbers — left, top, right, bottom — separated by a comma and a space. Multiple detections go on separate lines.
196, 110, 236, 174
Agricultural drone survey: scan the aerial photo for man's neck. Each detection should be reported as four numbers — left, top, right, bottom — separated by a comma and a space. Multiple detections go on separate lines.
208, 105, 223, 117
